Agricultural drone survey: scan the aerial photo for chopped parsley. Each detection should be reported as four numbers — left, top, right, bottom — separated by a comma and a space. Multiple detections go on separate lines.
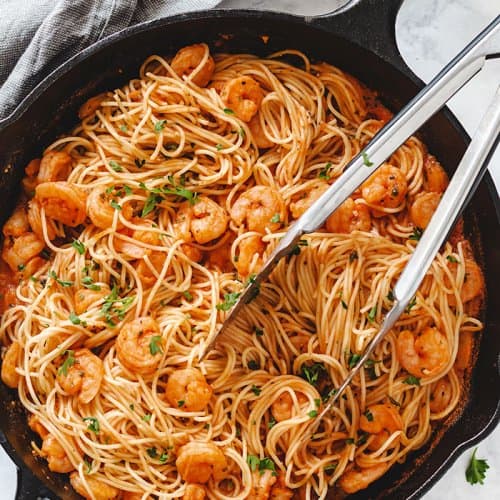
159, 452, 169, 463
318, 162, 332, 180
154, 120, 167, 132
183, 290, 193, 301
216, 292, 241, 311
84, 458, 92, 474
216, 143, 223, 151
109, 160, 123, 172
49, 270, 73, 287
348, 352, 361, 369
387, 289, 395, 301
300, 362, 327, 386
466, 448, 489, 485
142, 413, 152, 422
101, 285, 134, 327
109, 199, 122, 211
247, 456, 277, 476
149, 335, 163, 355
409, 227, 423, 241
83, 417, 100, 434
349, 250, 358, 263
254, 326, 264, 337
72, 239, 86, 255
268, 417, 276, 429
405, 296, 417, 313
345, 438, 355, 445
447, 255, 459, 263
308, 410, 318, 418
120, 124, 128, 132
403, 375, 421, 386
362, 151, 373, 166
177, 400, 185, 408
146, 447, 157, 458
270, 213, 281, 224
17, 264, 25, 271
367, 305, 377, 322
139, 177, 198, 216
81, 276, 101, 291
251, 385, 261, 396
223, 108, 235, 115
58, 350, 75, 376
364, 409, 374, 422
314, 398, 321, 408
69, 311, 86, 327
247, 455, 260, 472
247, 360, 260, 371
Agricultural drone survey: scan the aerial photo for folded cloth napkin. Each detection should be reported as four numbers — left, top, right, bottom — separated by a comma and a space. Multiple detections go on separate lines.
0, 0, 221, 121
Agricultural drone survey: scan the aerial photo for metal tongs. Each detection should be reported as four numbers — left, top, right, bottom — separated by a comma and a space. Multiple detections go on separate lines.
200, 15, 500, 435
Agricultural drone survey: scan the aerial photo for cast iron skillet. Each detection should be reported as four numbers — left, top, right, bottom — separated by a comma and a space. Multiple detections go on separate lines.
0, 0, 498, 498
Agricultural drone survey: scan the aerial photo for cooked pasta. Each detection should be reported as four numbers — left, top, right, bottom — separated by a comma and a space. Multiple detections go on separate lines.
0, 43, 484, 500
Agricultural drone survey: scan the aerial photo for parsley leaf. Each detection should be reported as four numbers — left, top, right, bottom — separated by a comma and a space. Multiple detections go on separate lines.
49, 270, 73, 287
101, 285, 134, 327
142, 413, 152, 422
247, 455, 260, 472
154, 120, 167, 132
348, 352, 361, 368
183, 290, 193, 301
300, 362, 327, 386
135, 159, 146, 168
146, 447, 157, 458
268, 417, 276, 429
367, 305, 377, 322
223, 108, 235, 115
254, 326, 264, 336
466, 448, 489, 485
308, 410, 318, 418
318, 162, 332, 180
447, 255, 459, 263
403, 375, 421, 386
58, 350, 75, 376
270, 213, 281, 223
258, 457, 276, 475
83, 417, 100, 434
109, 160, 123, 172
409, 227, 423, 241
109, 199, 122, 211
81, 276, 101, 291
247, 360, 260, 370
142, 192, 163, 217
149, 335, 163, 355
363, 409, 374, 422
251, 385, 261, 396
216, 292, 241, 311
349, 250, 358, 263
159, 452, 169, 463
362, 151, 373, 166
69, 311, 86, 326
177, 400, 185, 408
72, 239, 85, 255
405, 296, 417, 313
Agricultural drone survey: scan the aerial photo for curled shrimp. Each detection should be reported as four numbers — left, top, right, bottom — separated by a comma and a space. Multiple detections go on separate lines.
74, 286, 111, 315
271, 391, 308, 422
396, 327, 449, 378
116, 317, 163, 375
360, 403, 403, 450
22, 158, 41, 194
222, 76, 264, 122
78, 93, 108, 120
3, 204, 30, 237
248, 114, 274, 149
87, 186, 133, 229
289, 184, 328, 219
34, 181, 87, 227
1, 341, 22, 388
176, 441, 227, 483
70, 472, 120, 500
41, 434, 74, 473
231, 186, 285, 233
429, 377, 453, 413
249, 470, 276, 500
409, 192, 441, 229
171, 44, 215, 88
447, 258, 484, 306
175, 196, 229, 244
115, 226, 162, 259
183, 484, 206, 500
270, 473, 293, 500
423, 155, 448, 193
27, 198, 58, 240
361, 164, 408, 211
235, 235, 265, 278
165, 368, 213, 411
207, 239, 234, 273
28, 414, 49, 439
37, 151, 73, 183
325, 197, 371, 233
2, 232, 44, 272
57, 349, 104, 404
338, 463, 389, 494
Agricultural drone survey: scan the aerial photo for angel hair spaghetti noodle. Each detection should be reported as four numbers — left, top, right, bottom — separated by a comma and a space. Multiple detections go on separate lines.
0, 44, 484, 499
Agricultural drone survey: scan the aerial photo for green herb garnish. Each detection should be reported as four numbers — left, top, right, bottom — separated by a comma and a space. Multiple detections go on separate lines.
72, 239, 85, 255
308, 410, 318, 418
466, 448, 489, 485
149, 335, 163, 355
318, 162, 332, 180
223, 108, 235, 115
447, 255, 459, 263
154, 120, 167, 132
58, 350, 75, 376
403, 375, 421, 386
270, 213, 281, 223
216, 292, 241, 311
109, 160, 123, 172
367, 305, 377, 322
83, 417, 100, 434
300, 362, 327, 386
101, 285, 134, 327
362, 151, 373, 166
409, 227, 423, 241
247, 360, 260, 370
251, 385, 261, 396
364, 409, 374, 422
49, 270, 73, 287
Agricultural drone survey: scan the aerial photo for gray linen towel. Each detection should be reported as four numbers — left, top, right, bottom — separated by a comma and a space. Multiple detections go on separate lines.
0, 0, 221, 121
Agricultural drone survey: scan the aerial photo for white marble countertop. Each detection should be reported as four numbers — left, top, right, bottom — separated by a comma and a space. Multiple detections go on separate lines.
1, 0, 498, 498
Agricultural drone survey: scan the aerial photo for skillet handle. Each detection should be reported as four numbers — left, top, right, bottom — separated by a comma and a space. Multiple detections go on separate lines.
15, 465, 57, 500
309, 0, 409, 75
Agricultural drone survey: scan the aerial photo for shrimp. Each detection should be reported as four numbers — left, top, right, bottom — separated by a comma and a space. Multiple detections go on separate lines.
87, 186, 133, 229
175, 197, 229, 244
235, 235, 265, 278
78, 93, 108, 120
409, 192, 441, 229
338, 463, 389, 494
289, 184, 328, 219
248, 470, 276, 500
207, 239, 234, 273
165, 368, 213, 411
448, 258, 484, 306
35, 181, 87, 226
325, 197, 371, 233
37, 151, 73, 183
70, 472, 120, 500
74, 286, 111, 315
1, 341, 22, 388
2, 232, 44, 272
248, 114, 274, 149
270, 473, 293, 500
396, 327, 449, 378
176, 441, 227, 483
0, 263, 18, 313
136, 252, 170, 286
40, 434, 74, 473
360, 403, 403, 450
115, 226, 162, 259
2, 204, 30, 237
116, 317, 163, 375
429, 377, 453, 413
230, 186, 285, 233
271, 391, 308, 422
361, 164, 408, 210
221, 76, 264, 122
27, 198, 58, 240
423, 155, 448, 193
18, 256, 45, 279
57, 349, 104, 404
28, 414, 49, 439
171, 44, 215, 88
22, 158, 41, 194
183, 484, 206, 500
